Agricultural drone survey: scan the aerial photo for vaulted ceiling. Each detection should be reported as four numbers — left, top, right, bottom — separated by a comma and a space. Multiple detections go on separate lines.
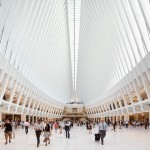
0, 0, 150, 104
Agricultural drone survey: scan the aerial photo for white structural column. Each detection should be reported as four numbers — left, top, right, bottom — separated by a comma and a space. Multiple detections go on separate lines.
0, 74, 9, 104
132, 79, 143, 111
27, 94, 34, 115
126, 84, 135, 113
116, 93, 123, 115
31, 99, 37, 115
7, 80, 18, 112
141, 73, 150, 99
0, 112, 2, 121
47, 106, 52, 119
120, 88, 129, 114
21, 114, 26, 122
124, 114, 129, 121
15, 85, 25, 112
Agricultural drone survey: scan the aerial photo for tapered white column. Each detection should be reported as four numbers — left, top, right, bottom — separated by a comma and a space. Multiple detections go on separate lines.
0, 74, 9, 105
149, 110, 150, 124
0, 112, 2, 121
21, 114, 26, 122
124, 114, 129, 121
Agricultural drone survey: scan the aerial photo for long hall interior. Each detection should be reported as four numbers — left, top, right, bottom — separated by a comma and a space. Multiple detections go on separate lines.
0, 0, 150, 150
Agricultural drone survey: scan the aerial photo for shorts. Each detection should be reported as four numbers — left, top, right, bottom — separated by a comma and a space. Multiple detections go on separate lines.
5, 131, 12, 139
44, 132, 50, 138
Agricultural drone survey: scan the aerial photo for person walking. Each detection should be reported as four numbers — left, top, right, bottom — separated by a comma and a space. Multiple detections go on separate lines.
54, 121, 58, 133
10, 120, 15, 139
118, 120, 122, 129
111, 121, 117, 132
107, 119, 111, 127
49, 122, 53, 136
65, 121, 70, 139
59, 121, 64, 134
4, 119, 13, 145
14, 121, 18, 130
125, 120, 128, 128
24, 120, 30, 134
88, 122, 92, 134
70, 121, 73, 128
43, 123, 50, 146
86, 122, 89, 130
34, 120, 44, 147
99, 118, 107, 145
20, 121, 24, 129
145, 119, 149, 129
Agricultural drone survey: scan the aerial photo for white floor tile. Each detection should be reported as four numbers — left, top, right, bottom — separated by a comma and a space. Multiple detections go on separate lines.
0, 125, 150, 150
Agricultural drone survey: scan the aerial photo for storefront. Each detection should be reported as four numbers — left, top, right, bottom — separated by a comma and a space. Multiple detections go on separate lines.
2, 113, 21, 121
129, 112, 149, 122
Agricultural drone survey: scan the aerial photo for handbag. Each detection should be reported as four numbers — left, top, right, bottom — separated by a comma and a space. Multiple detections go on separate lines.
43, 133, 47, 137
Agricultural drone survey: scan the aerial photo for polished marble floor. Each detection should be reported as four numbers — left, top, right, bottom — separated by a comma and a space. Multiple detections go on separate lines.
0, 124, 150, 150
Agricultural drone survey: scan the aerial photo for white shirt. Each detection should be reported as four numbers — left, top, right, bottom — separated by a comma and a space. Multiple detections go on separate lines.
34, 123, 43, 131
65, 122, 70, 126
99, 122, 107, 131
61, 122, 65, 127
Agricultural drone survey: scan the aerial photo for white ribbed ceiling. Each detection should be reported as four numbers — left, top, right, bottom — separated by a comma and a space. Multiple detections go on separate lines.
0, 0, 73, 103
77, 0, 150, 103
0, 0, 150, 105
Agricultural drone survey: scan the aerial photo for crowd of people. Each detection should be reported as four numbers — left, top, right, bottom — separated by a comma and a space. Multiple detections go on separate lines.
0, 118, 149, 147
0, 119, 74, 147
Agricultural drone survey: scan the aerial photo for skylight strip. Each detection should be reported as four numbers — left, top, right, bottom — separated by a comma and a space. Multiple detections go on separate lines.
67, 0, 81, 92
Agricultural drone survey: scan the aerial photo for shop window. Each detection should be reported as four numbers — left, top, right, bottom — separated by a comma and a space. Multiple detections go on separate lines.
141, 91, 148, 100
133, 95, 138, 103
19, 97, 24, 105
3, 94, 6, 100
4, 92, 10, 101
126, 97, 130, 105
12, 96, 18, 103
113, 103, 116, 109
117, 101, 120, 108
110, 105, 112, 110
121, 99, 125, 107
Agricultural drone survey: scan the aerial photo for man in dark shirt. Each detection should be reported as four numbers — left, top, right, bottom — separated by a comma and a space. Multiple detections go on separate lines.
4, 119, 12, 144
65, 121, 70, 138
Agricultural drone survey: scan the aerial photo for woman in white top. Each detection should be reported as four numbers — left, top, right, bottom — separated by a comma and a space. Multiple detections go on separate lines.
59, 122, 64, 134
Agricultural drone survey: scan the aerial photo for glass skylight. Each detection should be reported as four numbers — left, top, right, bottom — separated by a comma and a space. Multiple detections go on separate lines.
67, 0, 81, 91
